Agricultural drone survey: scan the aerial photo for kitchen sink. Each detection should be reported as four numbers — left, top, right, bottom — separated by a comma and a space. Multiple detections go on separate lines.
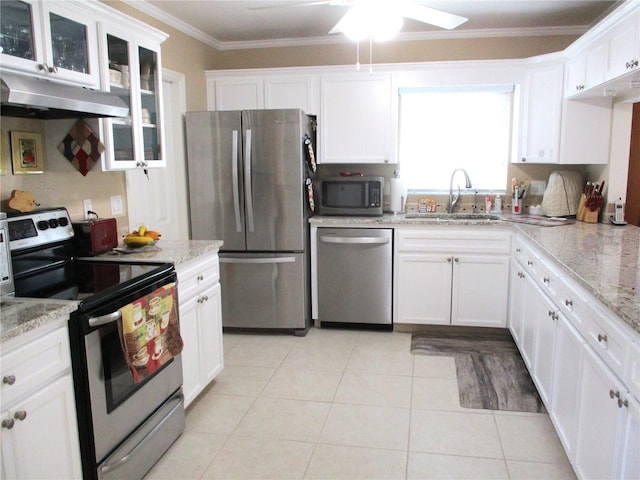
403, 213, 502, 221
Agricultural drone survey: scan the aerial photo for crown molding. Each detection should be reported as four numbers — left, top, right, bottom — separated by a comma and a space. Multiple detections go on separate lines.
123, 1, 588, 52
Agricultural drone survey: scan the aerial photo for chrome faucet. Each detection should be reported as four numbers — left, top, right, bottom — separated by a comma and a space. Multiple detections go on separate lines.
448, 168, 472, 214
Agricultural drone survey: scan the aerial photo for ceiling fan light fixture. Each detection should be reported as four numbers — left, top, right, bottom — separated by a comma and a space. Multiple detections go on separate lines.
337, 4, 403, 42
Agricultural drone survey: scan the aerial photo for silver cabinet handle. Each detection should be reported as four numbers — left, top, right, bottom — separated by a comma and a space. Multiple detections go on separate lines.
231, 129, 242, 233
244, 128, 255, 232
220, 256, 296, 264
618, 398, 629, 408
3, 375, 16, 385
2, 418, 14, 429
454, 257, 459, 263
319, 236, 390, 245
543, 277, 549, 284
13, 410, 27, 421
565, 299, 573, 307
88, 310, 122, 327
447, 257, 452, 263
598, 333, 608, 344
197, 274, 204, 281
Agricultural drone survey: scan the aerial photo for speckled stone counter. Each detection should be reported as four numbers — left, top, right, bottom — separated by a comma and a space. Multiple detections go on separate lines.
514, 222, 640, 334
1, 299, 78, 344
84, 239, 224, 266
1, 240, 223, 344
311, 214, 640, 334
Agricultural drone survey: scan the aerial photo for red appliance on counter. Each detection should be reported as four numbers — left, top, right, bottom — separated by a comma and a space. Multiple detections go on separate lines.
72, 216, 118, 255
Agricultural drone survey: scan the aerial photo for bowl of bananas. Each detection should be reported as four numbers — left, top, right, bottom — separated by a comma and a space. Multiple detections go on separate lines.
123, 225, 161, 248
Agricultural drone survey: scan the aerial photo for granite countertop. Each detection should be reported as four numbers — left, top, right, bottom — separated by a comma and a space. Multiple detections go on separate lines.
311, 214, 640, 335
1, 240, 223, 345
1, 298, 79, 344
515, 222, 640, 334
83, 239, 224, 265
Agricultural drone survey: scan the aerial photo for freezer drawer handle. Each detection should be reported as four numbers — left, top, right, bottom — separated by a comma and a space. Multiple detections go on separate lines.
232, 129, 242, 233
88, 311, 122, 327
244, 128, 255, 232
319, 236, 390, 245
99, 392, 183, 475
220, 257, 296, 264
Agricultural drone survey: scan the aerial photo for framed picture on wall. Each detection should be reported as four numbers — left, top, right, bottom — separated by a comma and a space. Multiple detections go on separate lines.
0, 131, 7, 175
11, 131, 44, 174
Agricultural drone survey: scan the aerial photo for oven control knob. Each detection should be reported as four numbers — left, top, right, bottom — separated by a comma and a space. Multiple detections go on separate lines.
48, 218, 59, 228
58, 217, 69, 227
37, 220, 49, 230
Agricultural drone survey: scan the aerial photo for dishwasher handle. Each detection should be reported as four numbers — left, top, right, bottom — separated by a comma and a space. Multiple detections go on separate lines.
319, 235, 390, 245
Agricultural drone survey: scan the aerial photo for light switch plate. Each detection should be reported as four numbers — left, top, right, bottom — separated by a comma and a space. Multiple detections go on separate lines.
530, 180, 547, 195
110, 195, 123, 216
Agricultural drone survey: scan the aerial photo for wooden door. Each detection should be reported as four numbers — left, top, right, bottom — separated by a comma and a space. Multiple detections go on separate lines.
625, 103, 640, 227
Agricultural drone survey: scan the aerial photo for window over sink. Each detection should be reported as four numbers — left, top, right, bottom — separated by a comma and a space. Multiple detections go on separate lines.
398, 85, 515, 192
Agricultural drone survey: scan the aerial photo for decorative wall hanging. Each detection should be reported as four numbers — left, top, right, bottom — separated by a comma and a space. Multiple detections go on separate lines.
10, 131, 44, 174
58, 119, 105, 176
0, 131, 7, 175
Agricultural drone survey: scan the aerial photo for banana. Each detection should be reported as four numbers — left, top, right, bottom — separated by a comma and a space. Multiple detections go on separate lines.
138, 225, 147, 237
124, 234, 155, 246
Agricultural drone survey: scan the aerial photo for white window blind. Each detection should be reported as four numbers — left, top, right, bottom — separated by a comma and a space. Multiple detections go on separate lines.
398, 85, 515, 191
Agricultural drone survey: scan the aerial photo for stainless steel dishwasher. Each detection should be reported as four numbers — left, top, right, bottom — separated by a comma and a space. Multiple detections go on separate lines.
317, 228, 392, 326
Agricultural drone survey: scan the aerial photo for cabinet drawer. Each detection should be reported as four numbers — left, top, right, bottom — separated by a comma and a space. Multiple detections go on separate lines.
581, 300, 630, 378
396, 229, 511, 254
513, 236, 540, 274
177, 254, 220, 301
555, 274, 591, 329
536, 256, 563, 301
1, 327, 71, 405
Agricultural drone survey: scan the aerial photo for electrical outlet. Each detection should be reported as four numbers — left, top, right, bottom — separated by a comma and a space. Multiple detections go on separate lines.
530, 180, 547, 195
110, 195, 123, 216
83, 199, 92, 219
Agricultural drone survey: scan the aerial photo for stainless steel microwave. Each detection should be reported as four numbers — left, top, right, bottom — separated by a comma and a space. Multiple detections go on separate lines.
318, 176, 384, 216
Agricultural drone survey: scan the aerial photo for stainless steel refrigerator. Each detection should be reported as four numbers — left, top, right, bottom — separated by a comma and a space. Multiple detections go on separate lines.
185, 109, 317, 335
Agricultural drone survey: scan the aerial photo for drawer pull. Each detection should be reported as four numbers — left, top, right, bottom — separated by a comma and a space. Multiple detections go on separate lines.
548, 310, 554, 317
543, 277, 550, 284
197, 274, 204, 281
527, 260, 534, 266
3, 375, 16, 385
598, 333, 608, 344
2, 418, 14, 429
447, 257, 452, 263
515, 248, 521, 253
618, 398, 629, 409
13, 411, 27, 421
609, 389, 620, 399
565, 299, 573, 307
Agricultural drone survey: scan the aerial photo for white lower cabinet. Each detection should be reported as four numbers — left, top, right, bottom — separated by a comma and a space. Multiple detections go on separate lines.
510, 233, 640, 479
574, 345, 628, 480
394, 228, 511, 327
550, 314, 585, 458
177, 253, 224, 408
1, 324, 82, 479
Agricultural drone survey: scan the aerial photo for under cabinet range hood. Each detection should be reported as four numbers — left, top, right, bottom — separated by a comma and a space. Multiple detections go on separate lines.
0, 71, 129, 119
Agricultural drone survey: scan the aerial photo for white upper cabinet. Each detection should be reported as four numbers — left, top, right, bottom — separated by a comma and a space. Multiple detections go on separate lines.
264, 75, 319, 114
320, 73, 396, 164
212, 77, 264, 111
518, 61, 564, 163
99, 21, 167, 170
0, 0, 100, 87
565, 42, 606, 97
604, 9, 640, 81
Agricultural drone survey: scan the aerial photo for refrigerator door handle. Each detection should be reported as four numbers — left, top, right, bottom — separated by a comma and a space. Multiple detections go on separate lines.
244, 128, 255, 232
220, 257, 296, 264
231, 129, 242, 232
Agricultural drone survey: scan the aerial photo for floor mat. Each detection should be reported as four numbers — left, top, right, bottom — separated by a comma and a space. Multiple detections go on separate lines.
411, 331, 546, 413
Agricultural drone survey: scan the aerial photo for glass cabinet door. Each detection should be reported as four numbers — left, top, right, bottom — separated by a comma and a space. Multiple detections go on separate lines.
105, 33, 137, 168
139, 46, 163, 164
0, 0, 36, 61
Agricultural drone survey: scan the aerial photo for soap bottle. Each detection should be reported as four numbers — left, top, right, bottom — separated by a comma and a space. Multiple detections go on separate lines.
614, 197, 625, 223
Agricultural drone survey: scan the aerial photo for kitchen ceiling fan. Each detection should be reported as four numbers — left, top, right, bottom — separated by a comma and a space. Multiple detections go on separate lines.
255, 1, 468, 41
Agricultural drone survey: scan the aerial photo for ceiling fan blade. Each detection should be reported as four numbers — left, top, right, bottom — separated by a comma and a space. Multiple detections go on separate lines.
399, 4, 468, 30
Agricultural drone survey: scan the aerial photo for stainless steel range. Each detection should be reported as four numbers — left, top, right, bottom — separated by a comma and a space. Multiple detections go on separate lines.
7, 208, 184, 480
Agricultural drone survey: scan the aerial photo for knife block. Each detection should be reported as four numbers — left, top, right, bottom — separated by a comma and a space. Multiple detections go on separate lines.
583, 208, 600, 223
576, 194, 586, 221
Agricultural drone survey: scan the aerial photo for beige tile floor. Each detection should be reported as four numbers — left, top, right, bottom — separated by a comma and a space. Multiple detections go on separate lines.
146, 328, 577, 480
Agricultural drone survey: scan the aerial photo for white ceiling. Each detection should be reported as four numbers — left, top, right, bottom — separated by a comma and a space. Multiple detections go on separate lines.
124, 0, 622, 50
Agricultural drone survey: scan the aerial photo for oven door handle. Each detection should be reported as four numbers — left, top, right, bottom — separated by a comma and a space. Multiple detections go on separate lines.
88, 310, 122, 327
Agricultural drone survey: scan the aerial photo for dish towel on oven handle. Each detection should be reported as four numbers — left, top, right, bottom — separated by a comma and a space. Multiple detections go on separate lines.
118, 283, 183, 383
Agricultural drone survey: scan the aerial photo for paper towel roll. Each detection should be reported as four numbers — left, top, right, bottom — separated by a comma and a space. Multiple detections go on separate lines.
390, 177, 404, 213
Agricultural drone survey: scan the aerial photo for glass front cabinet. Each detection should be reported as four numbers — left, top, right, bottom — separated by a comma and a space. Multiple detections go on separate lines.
0, 0, 100, 87
99, 23, 167, 170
